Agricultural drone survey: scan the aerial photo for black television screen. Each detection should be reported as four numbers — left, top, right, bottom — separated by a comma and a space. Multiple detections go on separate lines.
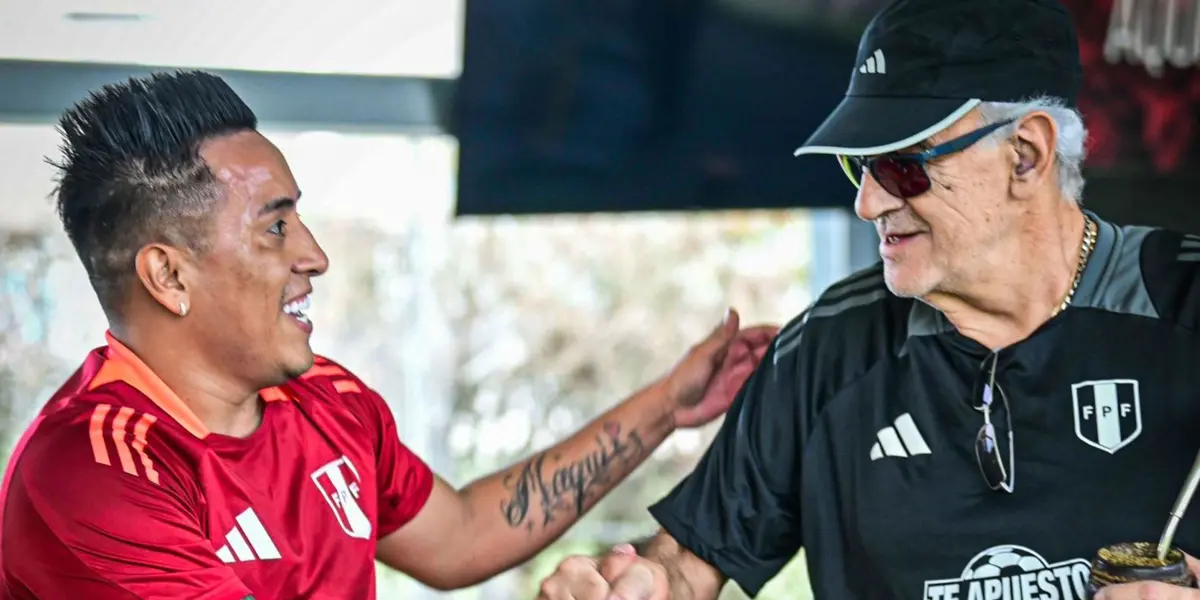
451, 0, 894, 216
453, 0, 1200, 218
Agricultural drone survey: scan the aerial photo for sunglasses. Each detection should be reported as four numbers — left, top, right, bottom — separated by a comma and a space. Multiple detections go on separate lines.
973, 352, 1014, 493
837, 118, 1016, 199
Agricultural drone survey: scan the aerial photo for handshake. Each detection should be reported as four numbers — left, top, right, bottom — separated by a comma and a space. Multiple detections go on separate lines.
536, 544, 670, 600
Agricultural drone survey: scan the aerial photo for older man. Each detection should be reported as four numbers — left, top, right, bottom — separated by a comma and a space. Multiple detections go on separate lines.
535, 0, 1200, 599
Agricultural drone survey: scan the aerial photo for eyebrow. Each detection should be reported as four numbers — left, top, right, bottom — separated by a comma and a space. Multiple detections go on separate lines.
258, 191, 302, 217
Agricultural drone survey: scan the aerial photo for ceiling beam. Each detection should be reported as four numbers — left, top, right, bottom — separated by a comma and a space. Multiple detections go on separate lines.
0, 59, 454, 132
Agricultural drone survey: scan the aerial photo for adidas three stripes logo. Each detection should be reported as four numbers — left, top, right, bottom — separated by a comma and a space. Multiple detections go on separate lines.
869, 413, 931, 460
215, 508, 282, 564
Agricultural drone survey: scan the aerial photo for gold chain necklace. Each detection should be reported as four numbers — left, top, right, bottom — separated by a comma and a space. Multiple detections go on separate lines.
1050, 215, 1097, 317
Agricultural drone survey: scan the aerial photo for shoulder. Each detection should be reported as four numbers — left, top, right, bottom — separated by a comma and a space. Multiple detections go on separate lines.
776, 262, 910, 365
1120, 226, 1200, 331
1084, 224, 1200, 331
277, 355, 393, 425
9, 387, 198, 518
767, 263, 908, 405
282, 355, 376, 398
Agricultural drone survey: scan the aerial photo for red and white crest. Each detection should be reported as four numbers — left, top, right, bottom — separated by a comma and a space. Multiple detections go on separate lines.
310, 455, 372, 539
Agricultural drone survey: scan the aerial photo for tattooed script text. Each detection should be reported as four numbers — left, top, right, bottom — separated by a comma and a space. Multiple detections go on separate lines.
500, 423, 644, 531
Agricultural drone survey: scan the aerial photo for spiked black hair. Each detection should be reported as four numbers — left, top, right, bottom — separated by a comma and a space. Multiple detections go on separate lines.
50, 70, 258, 317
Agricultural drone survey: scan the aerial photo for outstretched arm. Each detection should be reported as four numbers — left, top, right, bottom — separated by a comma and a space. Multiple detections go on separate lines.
537, 309, 811, 600
380, 381, 675, 590
375, 311, 776, 590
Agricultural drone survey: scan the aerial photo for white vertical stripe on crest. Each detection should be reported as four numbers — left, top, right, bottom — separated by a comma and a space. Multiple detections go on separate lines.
1093, 382, 1121, 449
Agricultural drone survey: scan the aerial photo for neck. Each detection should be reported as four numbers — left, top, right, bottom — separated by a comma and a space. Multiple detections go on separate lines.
922, 200, 1088, 349
112, 319, 264, 438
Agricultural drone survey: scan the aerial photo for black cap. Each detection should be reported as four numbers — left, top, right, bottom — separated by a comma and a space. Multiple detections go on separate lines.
793, 0, 1083, 157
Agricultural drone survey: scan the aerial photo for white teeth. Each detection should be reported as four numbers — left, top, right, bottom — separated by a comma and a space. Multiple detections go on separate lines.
283, 295, 312, 321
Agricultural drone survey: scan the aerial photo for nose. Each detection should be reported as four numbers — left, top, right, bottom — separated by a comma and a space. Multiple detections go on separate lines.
853, 171, 906, 223
294, 221, 330, 277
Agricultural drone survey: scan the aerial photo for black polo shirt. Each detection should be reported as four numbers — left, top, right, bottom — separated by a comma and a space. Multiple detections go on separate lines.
649, 213, 1200, 600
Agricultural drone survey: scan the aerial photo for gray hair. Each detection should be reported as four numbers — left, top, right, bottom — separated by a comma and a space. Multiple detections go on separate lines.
976, 96, 1088, 203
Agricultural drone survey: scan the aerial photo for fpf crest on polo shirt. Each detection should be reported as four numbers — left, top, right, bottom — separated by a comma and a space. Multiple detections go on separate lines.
1070, 379, 1142, 454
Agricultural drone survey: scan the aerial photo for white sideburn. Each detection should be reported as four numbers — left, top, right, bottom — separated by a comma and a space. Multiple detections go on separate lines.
283, 295, 312, 325
794, 99, 981, 157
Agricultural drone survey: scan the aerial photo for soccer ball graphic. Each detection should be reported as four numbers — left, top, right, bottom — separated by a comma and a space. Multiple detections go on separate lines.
961, 545, 1049, 580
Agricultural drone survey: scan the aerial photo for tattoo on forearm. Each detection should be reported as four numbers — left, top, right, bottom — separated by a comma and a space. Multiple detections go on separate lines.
500, 422, 645, 531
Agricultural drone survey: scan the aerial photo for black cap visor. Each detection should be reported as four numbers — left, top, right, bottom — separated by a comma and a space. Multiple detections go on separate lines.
794, 96, 980, 157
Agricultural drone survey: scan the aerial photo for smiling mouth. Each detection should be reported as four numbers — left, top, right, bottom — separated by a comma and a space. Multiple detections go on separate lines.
283, 295, 312, 327
885, 233, 921, 244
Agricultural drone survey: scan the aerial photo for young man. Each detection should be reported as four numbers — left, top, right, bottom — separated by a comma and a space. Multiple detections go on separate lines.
0, 71, 775, 599
536, 1, 1200, 599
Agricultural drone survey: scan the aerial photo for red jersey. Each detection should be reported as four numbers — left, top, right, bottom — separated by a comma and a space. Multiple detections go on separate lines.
0, 333, 434, 599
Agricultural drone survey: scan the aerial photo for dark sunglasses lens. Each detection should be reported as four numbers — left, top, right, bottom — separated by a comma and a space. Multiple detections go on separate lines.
872, 157, 932, 199
975, 423, 1006, 489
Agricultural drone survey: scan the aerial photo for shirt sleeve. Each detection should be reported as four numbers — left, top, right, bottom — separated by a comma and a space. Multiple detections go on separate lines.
1137, 228, 1200, 330
647, 314, 809, 596
1, 411, 253, 600
359, 387, 435, 537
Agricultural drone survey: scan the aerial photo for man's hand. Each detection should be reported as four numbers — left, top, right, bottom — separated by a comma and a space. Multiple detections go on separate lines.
375, 311, 772, 590
664, 308, 778, 429
537, 545, 669, 600
1095, 553, 1200, 599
